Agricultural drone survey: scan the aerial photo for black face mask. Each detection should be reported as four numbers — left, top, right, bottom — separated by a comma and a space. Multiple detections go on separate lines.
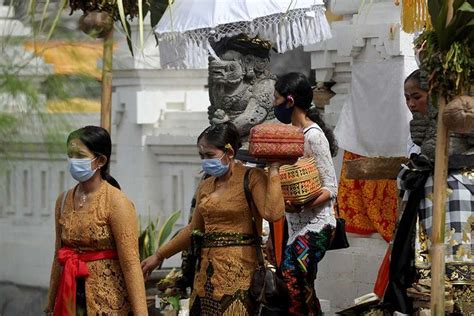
273, 101, 293, 124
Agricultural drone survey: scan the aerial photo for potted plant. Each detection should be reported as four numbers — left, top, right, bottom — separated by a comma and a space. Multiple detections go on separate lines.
139, 210, 181, 262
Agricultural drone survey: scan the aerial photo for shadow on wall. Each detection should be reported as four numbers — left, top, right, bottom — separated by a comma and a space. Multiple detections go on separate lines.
269, 46, 312, 80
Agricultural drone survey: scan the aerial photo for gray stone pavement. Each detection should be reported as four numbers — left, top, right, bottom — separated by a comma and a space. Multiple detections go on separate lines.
0, 282, 47, 316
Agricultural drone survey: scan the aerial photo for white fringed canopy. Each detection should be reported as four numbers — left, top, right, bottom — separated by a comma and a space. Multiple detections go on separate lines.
155, 0, 332, 69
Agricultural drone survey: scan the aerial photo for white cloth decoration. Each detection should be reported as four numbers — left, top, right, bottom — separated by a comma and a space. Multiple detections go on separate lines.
334, 57, 413, 157
155, 0, 332, 69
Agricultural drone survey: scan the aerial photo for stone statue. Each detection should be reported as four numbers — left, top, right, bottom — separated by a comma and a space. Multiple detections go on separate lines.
207, 34, 277, 143
410, 72, 474, 160
411, 105, 474, 161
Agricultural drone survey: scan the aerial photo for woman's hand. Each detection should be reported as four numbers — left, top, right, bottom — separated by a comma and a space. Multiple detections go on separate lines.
267, 158, 298, 168
285, 200, 304, 213
302, 189, 331, 209
265, 235, 277, 266
141, 251, 164, 281
285, 189, 329, 213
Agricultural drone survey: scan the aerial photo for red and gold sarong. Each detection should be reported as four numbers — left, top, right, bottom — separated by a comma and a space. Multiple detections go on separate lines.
338, 151, 398, 242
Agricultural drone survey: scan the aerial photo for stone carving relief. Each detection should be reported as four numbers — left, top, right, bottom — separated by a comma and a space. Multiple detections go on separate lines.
411, 71, 474, 160
207, 34, 276, 142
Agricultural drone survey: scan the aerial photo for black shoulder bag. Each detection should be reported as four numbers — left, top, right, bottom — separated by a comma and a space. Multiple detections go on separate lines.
244, 169, 289, 312
328, 199, 350, 250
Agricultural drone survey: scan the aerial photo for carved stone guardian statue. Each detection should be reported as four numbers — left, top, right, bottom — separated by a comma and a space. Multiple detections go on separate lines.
207, 34, 277, 143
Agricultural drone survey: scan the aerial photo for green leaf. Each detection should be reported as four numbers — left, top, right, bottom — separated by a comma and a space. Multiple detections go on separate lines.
142, 0, 150, 18
45, 0, 68, 42
428, 0, 444, 23
0, 114, 18, 131
125, 20, 135, 56
150, 0, 168, 29
148, 226, 156, 256
117, 0, 130, 38
168, 296, 180, 310
138, 229, 147, 260
27, 0, 37, 16
157, 211, 181, 246
38, 0, 51, 35
458, 1, 474, 12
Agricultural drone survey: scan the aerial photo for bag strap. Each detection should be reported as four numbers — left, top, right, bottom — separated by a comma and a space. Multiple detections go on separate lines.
303, 126, 321, 135
334, 198, 341, 218
243, 169, 265, 268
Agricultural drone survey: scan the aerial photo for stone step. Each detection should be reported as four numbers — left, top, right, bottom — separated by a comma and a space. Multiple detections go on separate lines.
159, 111, 208, 128
157, 111, 209, 134
154, 112, 209, 137
320, 299, 331, 314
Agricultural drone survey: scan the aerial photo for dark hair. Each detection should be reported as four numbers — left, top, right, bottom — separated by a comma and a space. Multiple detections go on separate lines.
275, 72, 338, 157
67, 126, 120, 189
404, 69, 422, 87
197, 121, 242, 154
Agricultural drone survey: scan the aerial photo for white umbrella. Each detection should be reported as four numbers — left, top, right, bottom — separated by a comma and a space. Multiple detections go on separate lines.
155, 0, 331, 69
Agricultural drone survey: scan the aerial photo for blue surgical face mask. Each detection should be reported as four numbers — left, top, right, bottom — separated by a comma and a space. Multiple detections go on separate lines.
68, 157, 98, 182
202, 152, 229, 177
274, 101, 293, 124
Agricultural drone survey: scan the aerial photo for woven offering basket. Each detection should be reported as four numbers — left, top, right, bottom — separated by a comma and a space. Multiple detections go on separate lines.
345, 157, 409, 180
279, 157, 321, 205
249, 124, 304, 159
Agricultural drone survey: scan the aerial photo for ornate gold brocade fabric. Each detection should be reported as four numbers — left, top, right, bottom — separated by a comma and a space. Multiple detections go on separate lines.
45, 181, 148, 315
192, 162, 283, 303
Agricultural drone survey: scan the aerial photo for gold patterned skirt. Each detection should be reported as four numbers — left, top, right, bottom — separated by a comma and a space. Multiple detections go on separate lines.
189, 232, 260, 316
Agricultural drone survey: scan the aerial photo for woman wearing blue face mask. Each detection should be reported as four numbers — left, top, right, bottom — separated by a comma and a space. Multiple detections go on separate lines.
141, 121, 286, 315
45, 126, 147, 316
273, 72, 338, 316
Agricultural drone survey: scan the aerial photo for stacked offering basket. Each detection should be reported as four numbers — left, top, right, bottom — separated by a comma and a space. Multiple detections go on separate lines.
279, 157, 321, 205
248, 124, 304, 159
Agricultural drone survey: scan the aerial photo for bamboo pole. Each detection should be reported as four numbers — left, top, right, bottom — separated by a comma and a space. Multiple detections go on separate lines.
101, 28, 114, 134
430, 94, 449, 315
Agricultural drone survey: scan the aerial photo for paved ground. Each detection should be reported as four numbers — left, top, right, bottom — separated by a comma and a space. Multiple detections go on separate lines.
0, 282, 47, 316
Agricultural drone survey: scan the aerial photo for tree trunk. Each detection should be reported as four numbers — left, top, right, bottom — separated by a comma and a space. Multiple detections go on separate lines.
101, 28, 114, 133
430, 94, 449, 315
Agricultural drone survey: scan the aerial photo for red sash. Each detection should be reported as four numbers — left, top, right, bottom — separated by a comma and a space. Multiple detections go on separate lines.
54, 247, 118, 316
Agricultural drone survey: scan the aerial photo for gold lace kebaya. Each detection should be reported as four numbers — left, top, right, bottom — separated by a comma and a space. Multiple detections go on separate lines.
45, 181, 148, 315
187, 162, 285, 315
